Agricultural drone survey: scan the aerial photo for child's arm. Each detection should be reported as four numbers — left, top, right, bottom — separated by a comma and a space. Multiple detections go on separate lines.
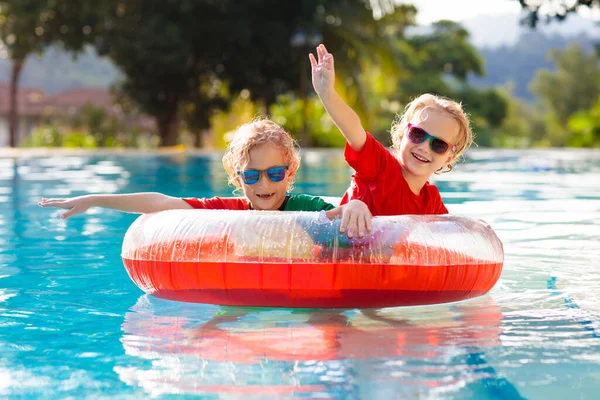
38, 192, 192, 219
325, 199, 373, 238
309, 44, 367, 151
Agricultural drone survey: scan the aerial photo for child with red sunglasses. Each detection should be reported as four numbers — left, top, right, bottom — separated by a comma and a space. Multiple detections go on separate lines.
309, 44, 474, 216
39, 118, 372, 238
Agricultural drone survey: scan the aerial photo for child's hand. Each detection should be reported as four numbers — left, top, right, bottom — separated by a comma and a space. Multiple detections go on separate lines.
38, 196, 93, 219
309, 44, 335, 96
325, 200, 372, 238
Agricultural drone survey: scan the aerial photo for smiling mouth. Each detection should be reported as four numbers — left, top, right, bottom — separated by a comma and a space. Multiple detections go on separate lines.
412, 152, 430, 163
256, 193, 275, 199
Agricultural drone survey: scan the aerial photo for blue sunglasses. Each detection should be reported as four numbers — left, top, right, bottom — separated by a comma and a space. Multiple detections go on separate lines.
237, 165, 289, 185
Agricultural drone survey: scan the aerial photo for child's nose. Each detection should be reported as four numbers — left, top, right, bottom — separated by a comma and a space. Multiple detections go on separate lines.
256, 172, 272, 185
416, 140, 431, 153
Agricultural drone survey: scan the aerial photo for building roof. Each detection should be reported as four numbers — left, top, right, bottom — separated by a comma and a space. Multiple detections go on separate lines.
50, 87, 114, 109
0, 83, 118, 116
0, 82, 51, 116
0, 82, 155, 130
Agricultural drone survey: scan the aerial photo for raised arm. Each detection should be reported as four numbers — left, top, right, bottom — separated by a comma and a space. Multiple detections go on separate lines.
38, 192, 192, 219
309, 44, 367, 151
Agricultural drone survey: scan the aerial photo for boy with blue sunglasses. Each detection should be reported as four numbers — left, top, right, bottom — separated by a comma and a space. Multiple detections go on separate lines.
39, 118, 372, 238
310, 44, 474, 216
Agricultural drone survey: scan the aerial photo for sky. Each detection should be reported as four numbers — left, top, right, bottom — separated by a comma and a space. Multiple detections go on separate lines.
408, 0, 598, 24
410, 0, 521, 24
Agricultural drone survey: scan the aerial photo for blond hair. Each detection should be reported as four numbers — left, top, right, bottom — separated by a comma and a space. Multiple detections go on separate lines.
391, 94, 474, 169
222, 117, 300, 192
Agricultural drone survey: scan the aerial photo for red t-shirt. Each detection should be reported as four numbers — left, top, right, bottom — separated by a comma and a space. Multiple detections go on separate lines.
182, 197, 251, 210
340, 132, 448, 216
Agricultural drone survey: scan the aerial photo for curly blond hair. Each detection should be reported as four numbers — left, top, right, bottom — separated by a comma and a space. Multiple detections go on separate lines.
222, 117, 301, 192
390, 94, 474, 169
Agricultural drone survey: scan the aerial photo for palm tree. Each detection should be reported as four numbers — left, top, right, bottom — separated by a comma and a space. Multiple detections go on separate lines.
313, 1, 417, 130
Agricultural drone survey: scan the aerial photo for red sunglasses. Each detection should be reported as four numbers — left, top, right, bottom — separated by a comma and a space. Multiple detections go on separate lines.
406, 123, 456, 155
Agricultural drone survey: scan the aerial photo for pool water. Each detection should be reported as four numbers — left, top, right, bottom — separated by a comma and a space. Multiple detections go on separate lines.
1, 149, 599, 399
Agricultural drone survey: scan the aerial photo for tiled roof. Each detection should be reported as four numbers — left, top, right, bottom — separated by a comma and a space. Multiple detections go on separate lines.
0, 83, 155, 129
0, 82, 52, 116
0, 83, 116, 116
50, 88, 113, 108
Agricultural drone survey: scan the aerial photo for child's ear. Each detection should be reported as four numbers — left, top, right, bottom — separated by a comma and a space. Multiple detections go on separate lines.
286, 170, 296, 191
287, 168, 296, 180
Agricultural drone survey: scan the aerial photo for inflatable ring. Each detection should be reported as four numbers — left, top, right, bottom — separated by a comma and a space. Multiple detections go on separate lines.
121, 210, 504, 308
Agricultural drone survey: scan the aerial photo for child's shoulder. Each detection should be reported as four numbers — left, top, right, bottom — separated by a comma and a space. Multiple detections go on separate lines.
290, 193, 322, 200
286, 193, 336, 211
183, 196, 250, 210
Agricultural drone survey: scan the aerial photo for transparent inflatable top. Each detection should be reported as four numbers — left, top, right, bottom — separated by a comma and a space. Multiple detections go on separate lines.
122, 210, 503, 265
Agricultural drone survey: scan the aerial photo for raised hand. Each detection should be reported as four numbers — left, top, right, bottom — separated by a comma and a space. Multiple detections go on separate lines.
325, 199, 373, 238
38, 196, 93, 219
309, 44, 336, 96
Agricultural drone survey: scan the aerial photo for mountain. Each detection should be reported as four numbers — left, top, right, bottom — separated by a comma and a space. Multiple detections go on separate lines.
460, 12, 599, 48
0, 46, 120, 94
466, 29, 598, 100
413, 12, 599, 100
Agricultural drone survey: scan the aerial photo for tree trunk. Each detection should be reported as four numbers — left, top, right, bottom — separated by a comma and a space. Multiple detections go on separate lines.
157, 110, 180, 147
299, 66, 311, 147
9, 59, 25, 148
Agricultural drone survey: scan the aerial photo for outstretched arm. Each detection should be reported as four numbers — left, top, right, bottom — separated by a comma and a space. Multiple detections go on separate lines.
309, 44, 367, 151
38, 192, 192, 219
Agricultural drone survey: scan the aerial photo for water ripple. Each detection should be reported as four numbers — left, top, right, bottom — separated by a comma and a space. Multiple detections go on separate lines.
0, 150, 599, 398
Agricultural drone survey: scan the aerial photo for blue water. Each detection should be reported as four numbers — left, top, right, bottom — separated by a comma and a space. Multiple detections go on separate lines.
1, 149, 599, 399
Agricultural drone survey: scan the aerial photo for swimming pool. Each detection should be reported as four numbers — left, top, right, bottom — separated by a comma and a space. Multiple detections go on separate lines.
1, 149, 599, 399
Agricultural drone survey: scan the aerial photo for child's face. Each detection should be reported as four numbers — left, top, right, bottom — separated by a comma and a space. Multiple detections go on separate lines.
398, 109, 459, 181
237, 142, 292, 210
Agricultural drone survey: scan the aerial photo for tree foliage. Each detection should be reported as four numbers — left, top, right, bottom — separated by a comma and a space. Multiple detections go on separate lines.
0, 0, 96, 59
568, 101, 600, 147
530, 44, 600, 125
95, 0, 236, 146
0, 0, 514, 148
0, 0, 98, 146
384, 20, 507, 147
516, 0, 600, 26
93, 0, 414, 146
311, 2, 416, 132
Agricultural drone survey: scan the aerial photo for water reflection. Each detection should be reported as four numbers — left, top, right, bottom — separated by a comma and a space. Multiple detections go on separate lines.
118, 295, 507, 397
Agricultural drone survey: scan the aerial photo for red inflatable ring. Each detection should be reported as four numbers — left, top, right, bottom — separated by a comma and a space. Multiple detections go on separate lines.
121, 210, 504, 308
